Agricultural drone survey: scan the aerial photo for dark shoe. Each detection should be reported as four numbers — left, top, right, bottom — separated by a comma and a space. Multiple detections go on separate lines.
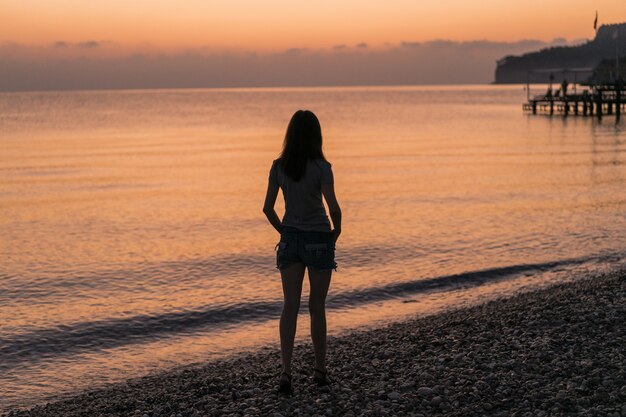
278, 371, 293, 395
313, 368, 331, 386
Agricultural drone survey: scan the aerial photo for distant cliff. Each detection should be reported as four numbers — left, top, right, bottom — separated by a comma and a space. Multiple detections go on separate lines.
494, 23, 626, 83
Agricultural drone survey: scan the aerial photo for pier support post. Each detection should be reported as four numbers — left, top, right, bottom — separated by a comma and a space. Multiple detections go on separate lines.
564, 99, 569, 117
532, 101, 537, 114
596, 91, 603, 120
608, 102, 613, 115
550, 100, 554, 116
590, 100, 594, 116
574, 101, 579, 115
583, 100, 588, 116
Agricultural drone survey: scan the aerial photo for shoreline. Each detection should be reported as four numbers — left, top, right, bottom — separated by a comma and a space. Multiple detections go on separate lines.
4, 269, 625, 417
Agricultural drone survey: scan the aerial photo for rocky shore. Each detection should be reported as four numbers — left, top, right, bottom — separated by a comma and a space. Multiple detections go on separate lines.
5, 269, 625, 417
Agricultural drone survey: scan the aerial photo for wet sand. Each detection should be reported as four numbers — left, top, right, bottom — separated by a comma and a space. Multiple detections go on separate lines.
4, 269, 625, 417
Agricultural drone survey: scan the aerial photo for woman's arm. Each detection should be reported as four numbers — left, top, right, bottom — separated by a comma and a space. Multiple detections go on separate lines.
321, 182, 342, 242
263, 180, 282, 234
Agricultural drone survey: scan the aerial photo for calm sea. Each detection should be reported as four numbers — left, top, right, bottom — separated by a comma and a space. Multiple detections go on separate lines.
1, 86, 625, 410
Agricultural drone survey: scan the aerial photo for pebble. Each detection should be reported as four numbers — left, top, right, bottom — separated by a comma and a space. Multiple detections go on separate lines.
387, 392, 401, 400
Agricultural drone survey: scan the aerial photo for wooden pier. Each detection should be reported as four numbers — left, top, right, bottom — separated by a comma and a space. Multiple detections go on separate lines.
524, 82, 625, 121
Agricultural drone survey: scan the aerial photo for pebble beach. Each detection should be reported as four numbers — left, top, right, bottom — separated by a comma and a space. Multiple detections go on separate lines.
4, 269, 625, 417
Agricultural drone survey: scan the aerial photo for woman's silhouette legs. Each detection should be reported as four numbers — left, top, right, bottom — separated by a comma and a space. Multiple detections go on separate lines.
308, 268, 332, 372
280, 262, 306, 375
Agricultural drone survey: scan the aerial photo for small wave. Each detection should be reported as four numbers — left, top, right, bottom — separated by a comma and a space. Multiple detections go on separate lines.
0, 242, 421, 304
0, 254, 616, 371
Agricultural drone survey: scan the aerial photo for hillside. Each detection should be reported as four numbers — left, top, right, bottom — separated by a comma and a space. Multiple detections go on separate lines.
494, 23, 626, 83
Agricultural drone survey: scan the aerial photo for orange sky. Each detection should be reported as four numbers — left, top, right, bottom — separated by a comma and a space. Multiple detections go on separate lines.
2, 0, 625, 51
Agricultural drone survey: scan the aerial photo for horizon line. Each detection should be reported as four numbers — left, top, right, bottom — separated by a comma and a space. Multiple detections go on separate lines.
0, 82, 544, 95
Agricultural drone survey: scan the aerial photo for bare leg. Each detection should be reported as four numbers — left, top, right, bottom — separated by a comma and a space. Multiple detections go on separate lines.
308, 268, 332, 372
280, 262, 306, 375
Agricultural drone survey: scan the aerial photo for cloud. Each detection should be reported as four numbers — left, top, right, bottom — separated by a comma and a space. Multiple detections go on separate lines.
78, 40, 100, 48
0, 38, 582, 92
282, 47, 307, 55
50, 40, 108, 50
549, 37, 571, 47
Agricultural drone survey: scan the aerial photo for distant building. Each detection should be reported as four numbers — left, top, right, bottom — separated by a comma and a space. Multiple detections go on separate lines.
590, 57, 626, 84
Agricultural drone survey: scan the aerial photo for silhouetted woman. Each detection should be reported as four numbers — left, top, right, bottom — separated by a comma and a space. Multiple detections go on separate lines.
263, 110, 342, 395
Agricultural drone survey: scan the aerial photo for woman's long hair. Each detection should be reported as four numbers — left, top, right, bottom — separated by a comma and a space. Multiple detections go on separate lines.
279, 110, 327, 181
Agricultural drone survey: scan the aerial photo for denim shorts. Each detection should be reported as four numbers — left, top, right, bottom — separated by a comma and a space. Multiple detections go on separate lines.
276, 226, 337, 272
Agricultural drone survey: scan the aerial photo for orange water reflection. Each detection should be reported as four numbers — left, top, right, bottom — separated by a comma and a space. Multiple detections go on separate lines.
1, 86, 625, 410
